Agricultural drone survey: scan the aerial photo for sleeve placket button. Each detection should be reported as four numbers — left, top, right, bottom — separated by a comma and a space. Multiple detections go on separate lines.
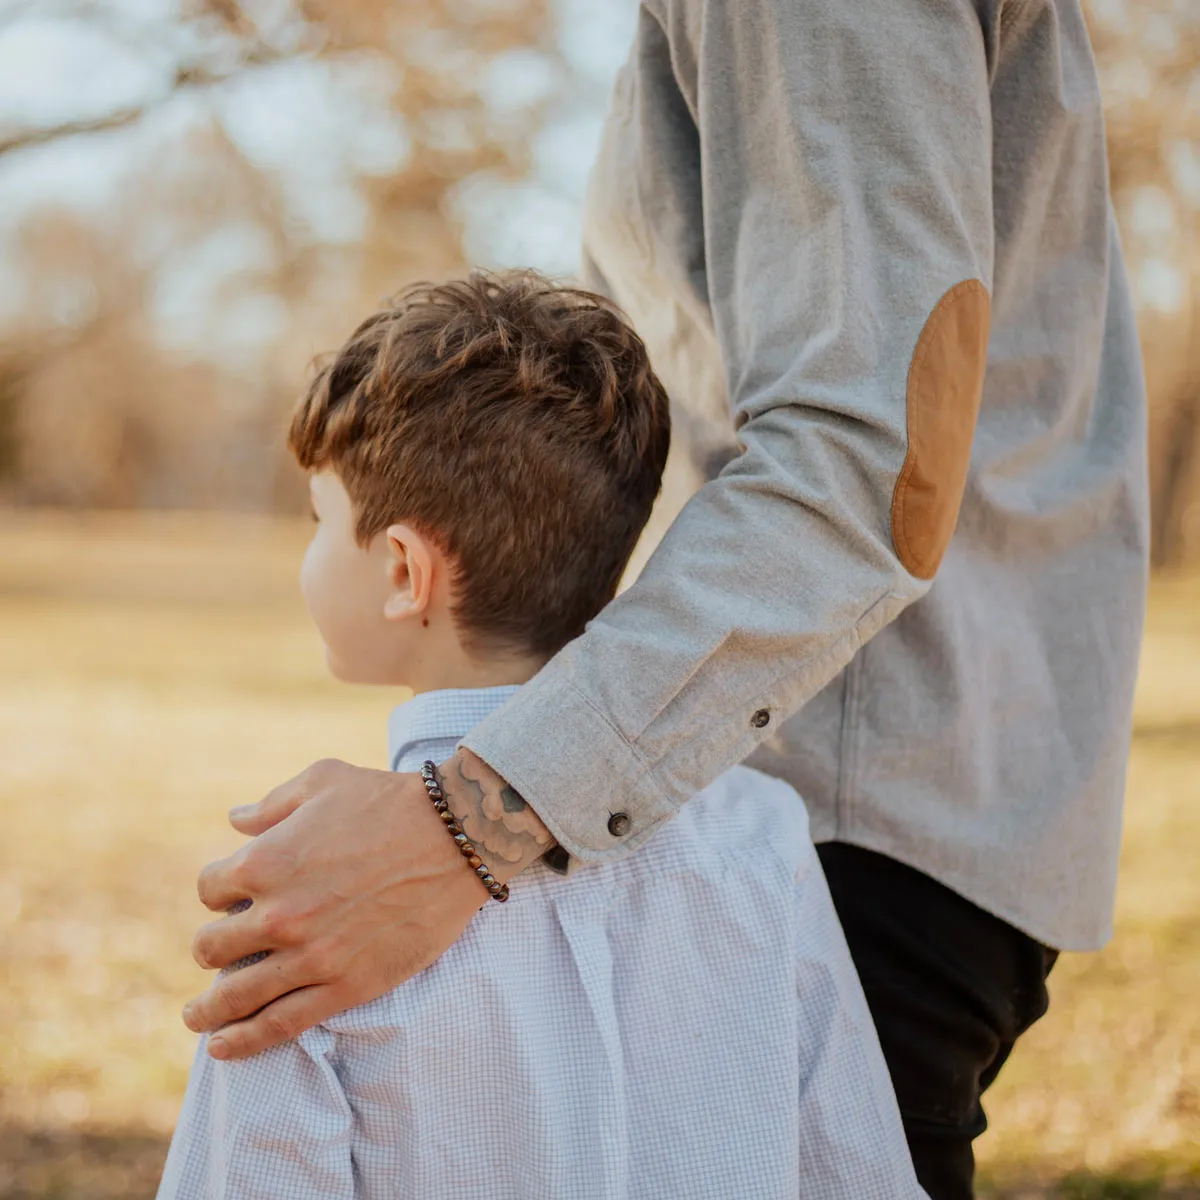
751, 708, 771, 728
607, 812, 631, 837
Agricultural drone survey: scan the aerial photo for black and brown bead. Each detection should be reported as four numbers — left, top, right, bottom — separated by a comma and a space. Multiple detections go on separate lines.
421, 761, 510, 902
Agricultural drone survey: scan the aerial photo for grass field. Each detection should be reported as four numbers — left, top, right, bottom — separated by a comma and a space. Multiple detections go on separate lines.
0, 509, 1197, 1198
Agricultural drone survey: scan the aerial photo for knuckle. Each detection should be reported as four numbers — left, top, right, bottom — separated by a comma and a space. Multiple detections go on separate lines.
214, 979, 249, 1022
263, 1009, 297, 1044
298, 939, 336, 981
191, 929, 216, 970
258, 904, 294, 945
232, 843, 271, 895
304, 757, 343, 787
213, 1028, 245, 1059
195, 865, 220, 908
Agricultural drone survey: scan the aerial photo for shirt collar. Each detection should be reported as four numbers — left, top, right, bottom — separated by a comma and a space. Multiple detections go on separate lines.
386, 685, 522, 772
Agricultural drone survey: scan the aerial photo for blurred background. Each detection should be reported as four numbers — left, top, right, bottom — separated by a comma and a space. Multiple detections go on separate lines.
0, 0, 1197, 1196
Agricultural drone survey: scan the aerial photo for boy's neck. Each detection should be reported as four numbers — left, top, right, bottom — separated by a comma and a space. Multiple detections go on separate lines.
405, 646, 547, 696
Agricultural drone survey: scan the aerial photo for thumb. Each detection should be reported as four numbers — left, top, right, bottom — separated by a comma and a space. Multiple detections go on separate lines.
230, 762, 331, 835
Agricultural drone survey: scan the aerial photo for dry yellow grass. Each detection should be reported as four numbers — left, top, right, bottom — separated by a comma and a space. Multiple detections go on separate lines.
0, 510, 1197, 1198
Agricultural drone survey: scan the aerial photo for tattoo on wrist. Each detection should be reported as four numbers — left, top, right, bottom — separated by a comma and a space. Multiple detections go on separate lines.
500, 784, 526, 814
441, 749, 555, 872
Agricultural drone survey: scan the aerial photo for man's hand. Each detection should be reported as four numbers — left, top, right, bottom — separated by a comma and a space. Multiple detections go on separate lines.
182, 749, 555, 1060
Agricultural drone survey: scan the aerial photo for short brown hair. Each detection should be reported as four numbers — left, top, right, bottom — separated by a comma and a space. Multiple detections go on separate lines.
288, 270, 670, 658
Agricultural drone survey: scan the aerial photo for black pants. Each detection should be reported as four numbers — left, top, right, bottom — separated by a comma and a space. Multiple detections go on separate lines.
817, 843, 1058, 1200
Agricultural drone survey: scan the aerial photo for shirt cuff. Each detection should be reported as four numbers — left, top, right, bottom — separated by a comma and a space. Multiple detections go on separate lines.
459, 670, 680, 865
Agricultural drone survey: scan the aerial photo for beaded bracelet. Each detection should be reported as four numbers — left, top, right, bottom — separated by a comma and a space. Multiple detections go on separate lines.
420, 761, 510, 903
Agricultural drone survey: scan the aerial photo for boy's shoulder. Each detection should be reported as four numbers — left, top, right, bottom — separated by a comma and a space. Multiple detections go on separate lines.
666, 762, 814, 874
309, 766, 821, 1045
704, 762, 808, 804
692, 761, 810, 823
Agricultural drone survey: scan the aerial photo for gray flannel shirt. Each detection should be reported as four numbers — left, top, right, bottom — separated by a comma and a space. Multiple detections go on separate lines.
464, 0, 1150, 951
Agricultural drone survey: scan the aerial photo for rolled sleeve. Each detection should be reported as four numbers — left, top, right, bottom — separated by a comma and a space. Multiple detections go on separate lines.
466, 0, 995, 862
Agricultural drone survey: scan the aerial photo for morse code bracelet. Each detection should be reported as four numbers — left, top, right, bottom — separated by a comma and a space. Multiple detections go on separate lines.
420, 761, 510, 903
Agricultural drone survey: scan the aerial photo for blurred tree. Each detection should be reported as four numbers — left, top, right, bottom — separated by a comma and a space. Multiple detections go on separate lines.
0, 0, 1197, 566
1088, 0, 1200, 565
0, 0, 554, 511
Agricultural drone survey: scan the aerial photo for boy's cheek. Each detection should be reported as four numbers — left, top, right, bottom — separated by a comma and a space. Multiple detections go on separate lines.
299, 540, 316, 603
299, 540, 333, 623
299, 545, 338, 649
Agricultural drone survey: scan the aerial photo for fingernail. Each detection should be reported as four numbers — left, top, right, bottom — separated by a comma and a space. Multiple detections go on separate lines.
229, 805, 252, 820
209, 1037, 230, 1060
182, 1004, 197, 1031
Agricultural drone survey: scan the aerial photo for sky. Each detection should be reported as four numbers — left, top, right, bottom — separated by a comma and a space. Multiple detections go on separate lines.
0, 0, 639, 350
0, 0, 1192, 348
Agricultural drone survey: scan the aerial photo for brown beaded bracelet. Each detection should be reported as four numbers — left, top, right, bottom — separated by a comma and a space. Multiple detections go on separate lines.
421, 761, 510, 903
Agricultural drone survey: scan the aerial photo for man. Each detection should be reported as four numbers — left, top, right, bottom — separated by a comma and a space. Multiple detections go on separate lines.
183, 1, 1148, 1195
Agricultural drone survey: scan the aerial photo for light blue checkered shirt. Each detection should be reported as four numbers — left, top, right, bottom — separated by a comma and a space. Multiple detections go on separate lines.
159, 686, 925, 1199
387, 685, 523, 775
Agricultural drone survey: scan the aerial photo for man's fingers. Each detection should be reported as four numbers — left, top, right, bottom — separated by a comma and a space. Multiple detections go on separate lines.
183, 760, 492, 1055
229, 758, 342, 835
183, 951, 306, 1033
204, 984, 347, 1060
195, 844, 256, 914
191, 903, 274, 971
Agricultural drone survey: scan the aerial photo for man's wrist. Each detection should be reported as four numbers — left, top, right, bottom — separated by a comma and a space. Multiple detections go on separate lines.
437, 748, 557, 885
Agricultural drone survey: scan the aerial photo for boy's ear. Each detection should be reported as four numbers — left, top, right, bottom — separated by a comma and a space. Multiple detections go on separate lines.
383, 524, 434, 622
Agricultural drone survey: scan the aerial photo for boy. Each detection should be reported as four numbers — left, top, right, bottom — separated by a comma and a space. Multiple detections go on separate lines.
159, 271, 924, 1198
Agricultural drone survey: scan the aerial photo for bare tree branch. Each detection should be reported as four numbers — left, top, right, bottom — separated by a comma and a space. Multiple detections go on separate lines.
0, 40, 294, 160
0, 106, 149, 157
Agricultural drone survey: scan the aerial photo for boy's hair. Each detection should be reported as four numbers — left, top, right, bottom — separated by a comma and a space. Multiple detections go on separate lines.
288, 269, 671, 658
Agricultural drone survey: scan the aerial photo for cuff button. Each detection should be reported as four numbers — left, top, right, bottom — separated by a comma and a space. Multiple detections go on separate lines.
607, 812, 632, 837
751, 708, 771, 729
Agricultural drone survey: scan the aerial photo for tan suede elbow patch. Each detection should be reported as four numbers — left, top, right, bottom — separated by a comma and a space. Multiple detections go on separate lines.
891, 279, 991, 580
